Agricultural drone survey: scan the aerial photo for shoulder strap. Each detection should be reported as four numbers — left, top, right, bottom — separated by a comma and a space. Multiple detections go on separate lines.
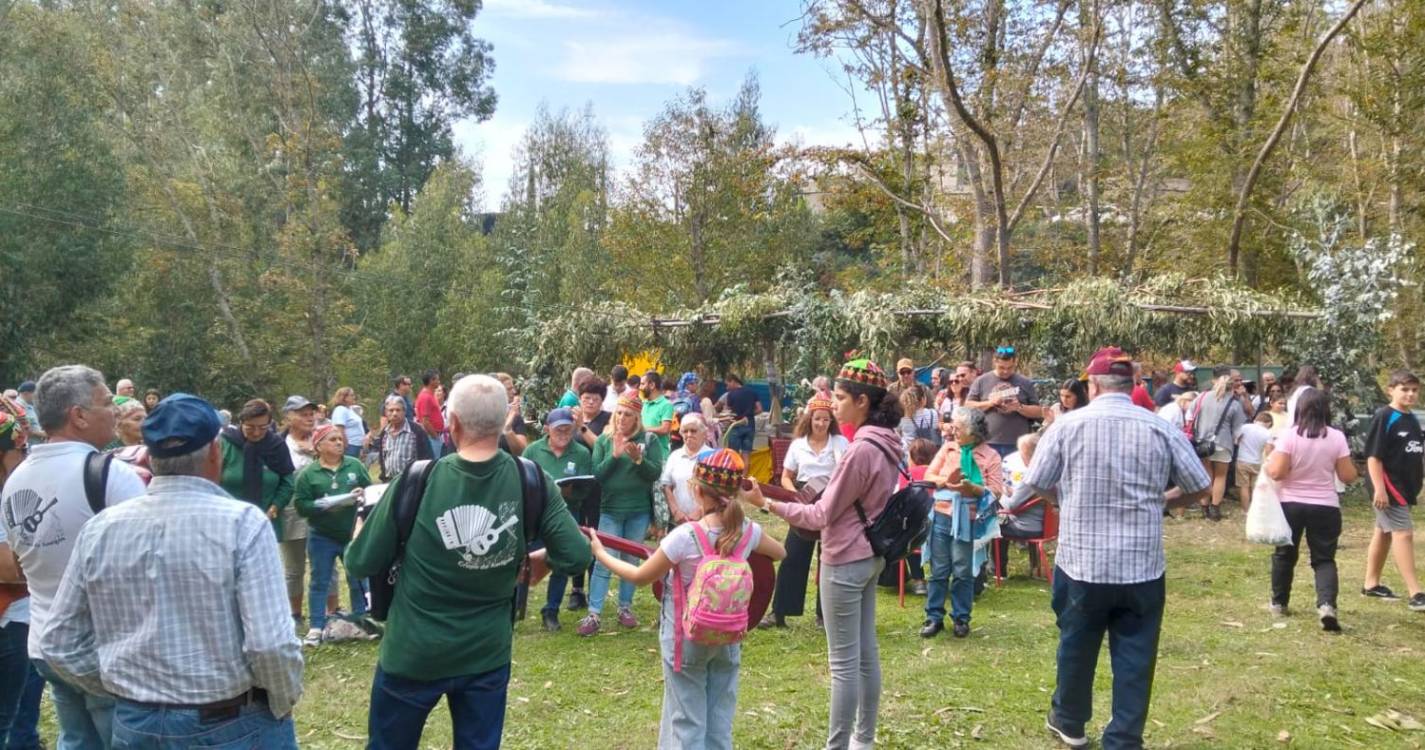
1209, 394, 1234, 436
866, 439, 912, 482
730, 522, 755, 559
515, 456, 546, 544
394, 460, 435, 551
83, 452, 114, 516
689, 522, 716, 557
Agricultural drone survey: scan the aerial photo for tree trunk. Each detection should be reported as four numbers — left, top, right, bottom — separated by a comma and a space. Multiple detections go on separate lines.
1080, 0, 1102, 275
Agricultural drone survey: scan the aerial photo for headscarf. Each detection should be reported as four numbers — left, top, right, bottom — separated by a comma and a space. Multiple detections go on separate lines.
676, 372, 699, 400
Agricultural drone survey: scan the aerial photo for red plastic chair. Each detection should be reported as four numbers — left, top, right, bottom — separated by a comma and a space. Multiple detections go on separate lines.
896, 548, 923, 608
992, 502, 1058, 586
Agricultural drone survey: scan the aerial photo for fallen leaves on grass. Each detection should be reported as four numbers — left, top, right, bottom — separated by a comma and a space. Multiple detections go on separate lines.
1365, 710, 1424, 732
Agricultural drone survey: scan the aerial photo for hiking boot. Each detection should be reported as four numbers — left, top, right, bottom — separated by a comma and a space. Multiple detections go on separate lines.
1045, 711, 1088, 748
302, 628, 322, 648
1408, 593, 1425, 612
541, 610, 561, 632
617, 607, 638, 629
1199, 504, 1211, 520
919, 619, 944, 638
1318, 604, 1341, 632
911, 580, 928, 596
952, 620, 970, 638
1361, 585, 1398, 600
566, 591, 589, 611
576, 614, 601, 637
1207, 505, 1222, 522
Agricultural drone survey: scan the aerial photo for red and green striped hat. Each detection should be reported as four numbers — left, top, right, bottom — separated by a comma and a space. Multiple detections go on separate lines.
836, 358, 889, 391
807, 396, 835, 414
616, 392, 643, 415
694, 448, 746, 495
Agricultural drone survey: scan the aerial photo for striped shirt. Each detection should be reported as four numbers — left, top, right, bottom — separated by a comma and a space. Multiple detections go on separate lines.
39, 475, 303, 717
1024, 392, 1210, 584
372, 422, 418, 481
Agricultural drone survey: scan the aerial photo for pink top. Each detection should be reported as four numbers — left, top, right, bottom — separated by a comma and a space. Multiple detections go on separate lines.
771, 425, 902, 565
1273, 427, 1349, 507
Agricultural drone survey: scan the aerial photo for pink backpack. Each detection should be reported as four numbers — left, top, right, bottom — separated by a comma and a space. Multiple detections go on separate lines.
671, 523, 756, 672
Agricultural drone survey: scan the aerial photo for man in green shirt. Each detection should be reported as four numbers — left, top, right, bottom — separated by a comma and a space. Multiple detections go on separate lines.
639, 370, 675, 452
520, 407, 593, 631
346, 375, 591, 749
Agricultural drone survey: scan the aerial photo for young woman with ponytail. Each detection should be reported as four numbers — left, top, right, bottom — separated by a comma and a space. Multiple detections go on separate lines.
588, 448, 785, 749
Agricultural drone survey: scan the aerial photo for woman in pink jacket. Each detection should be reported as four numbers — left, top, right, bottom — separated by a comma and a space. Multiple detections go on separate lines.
745, 359, 904, 750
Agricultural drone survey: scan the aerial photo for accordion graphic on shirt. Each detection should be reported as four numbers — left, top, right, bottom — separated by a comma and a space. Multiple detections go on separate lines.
436, 503, 519, 570
2, 489, 65, 548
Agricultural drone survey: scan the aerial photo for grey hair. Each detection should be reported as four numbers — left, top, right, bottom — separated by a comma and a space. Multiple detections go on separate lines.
114, 399, 146, 418
150, 439, 215, 478
1016, 431, 1041, 452
36, 365, 107, 433
383, 395, 407, 412
953, 407, 990, 444
571, 367, 594, 389
218, 410, 232, 428
447, 374, 507, 441
1090, 374, 1134, 393
680, 413, 707, 430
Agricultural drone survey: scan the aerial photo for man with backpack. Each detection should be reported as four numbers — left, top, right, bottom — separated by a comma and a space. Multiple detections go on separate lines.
346, 374, 591, 750
0, 365, 146, 748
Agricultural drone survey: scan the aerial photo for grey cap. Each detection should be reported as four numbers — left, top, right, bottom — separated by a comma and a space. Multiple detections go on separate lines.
282, 395, 315, 413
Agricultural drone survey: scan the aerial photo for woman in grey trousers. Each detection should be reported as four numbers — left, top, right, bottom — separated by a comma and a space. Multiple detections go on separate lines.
747, 359, 904, 749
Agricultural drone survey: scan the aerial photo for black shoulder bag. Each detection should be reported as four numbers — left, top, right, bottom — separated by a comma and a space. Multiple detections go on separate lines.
851, 442, 935, 563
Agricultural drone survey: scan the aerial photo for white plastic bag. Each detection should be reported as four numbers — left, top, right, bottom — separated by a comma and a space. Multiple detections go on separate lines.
1245, 471, 1293, 546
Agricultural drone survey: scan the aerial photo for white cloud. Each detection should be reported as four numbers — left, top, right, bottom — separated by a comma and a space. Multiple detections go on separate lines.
483, 0, 599, 20
554, 27, 746, 86
454, 117, 529, 211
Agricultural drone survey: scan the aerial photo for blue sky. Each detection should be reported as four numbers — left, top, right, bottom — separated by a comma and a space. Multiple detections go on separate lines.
457, 0, 866, 209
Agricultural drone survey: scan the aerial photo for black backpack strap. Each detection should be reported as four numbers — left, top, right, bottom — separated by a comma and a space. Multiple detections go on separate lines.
513, 456, 547, 623
866, 440, 912, 482
393, 460, 435, 555
83, 453, 114, 516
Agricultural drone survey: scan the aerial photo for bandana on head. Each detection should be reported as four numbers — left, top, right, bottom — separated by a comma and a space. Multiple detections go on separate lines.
807, 396, 835, 415
836, 358, 889, 391
694, 448, 746, 496
617, 393, 643, 415
312, 423, 340, 448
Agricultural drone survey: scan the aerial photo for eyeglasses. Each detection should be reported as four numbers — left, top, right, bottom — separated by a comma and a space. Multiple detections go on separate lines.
898, 369, 913, 375
995, 346, 1016, 357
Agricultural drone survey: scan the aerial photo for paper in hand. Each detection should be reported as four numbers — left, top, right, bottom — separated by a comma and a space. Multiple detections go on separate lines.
314, 492, 359, 511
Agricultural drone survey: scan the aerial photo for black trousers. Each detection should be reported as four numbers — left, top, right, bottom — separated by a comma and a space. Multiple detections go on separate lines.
1271, 502, 1341, 608
771, 532, 823, 618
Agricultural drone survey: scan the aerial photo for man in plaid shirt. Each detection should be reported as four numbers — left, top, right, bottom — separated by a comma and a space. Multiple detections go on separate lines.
1022, 347, 1210, 749
41, 394, 304, 748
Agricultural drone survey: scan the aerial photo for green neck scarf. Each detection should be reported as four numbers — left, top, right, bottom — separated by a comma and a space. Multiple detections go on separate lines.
959, 443, 983, 487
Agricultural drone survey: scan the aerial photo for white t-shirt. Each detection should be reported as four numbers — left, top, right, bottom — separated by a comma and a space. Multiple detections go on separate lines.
999, 451, 1029, 510
658, 447, 701, 519
782, 435, 850, 484
1285, 385, 1314, 427
658, 519, 764, 588
283, 435, 313, 540
0, 441, 145, 656
331, 405, 365, 448
0, 523, 27, 627
602, 385, 620, 414
1237, 423, 1273, 465
1156, 403, 1186, 430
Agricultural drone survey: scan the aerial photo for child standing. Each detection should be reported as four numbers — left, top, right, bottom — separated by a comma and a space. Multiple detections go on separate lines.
293, 424, 373, 646
587, 449, 786, 750
1360, 370, 1425, 610
1236, 411, 1275, 510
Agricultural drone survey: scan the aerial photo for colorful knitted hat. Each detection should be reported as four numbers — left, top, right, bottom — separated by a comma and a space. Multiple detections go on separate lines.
836, 358, 889, 391
616, 392, 643, 414
807, 396, 835, 414
694, 448, 746, 495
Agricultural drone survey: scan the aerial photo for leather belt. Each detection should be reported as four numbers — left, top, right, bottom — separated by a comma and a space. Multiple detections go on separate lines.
127, 688, 268, 722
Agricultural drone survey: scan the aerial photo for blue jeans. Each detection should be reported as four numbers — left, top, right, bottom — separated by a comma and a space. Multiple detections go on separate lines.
924, 512, 974, 625
34, 658, 114, 750
658, 592, 739, 750
725, 424, 755, 454
368, 664, 509, 750
588, 512, 650, 616
428, 437, 444, 459
1051, 568, 1165, 750
344, 444, 363, 458
307, 533, 367, 631
111, 700, 296, 749
989, 443, 1017, 459
0, 623, 42, 750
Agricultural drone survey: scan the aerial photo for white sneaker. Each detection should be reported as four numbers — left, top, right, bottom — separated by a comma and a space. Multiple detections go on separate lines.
302, 628, 323, 647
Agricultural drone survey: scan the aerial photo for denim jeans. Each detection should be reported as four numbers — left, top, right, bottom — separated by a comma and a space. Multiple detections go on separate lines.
344, 444, 363, 458
368, 664, 509, 750
307, 532, 367, 631
725, 424, 755, 454
1050, 568, 1165, 750
924, 512, 974, 625
0, 623, 42, 750
428, 437, 444, 460
1271, 502, 1341, 609
658, 592, 740, 749
820, 556, 885, 750
34, 658, 114, 750
111, 700, 296, 749
588, 511, 650, 616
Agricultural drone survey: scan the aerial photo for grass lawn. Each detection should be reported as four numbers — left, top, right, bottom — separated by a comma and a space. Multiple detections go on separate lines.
57, 498, 1425, 748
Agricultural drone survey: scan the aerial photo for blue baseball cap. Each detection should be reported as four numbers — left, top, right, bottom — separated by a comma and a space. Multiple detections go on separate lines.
142, 393, 223, 458
16, 381, 35, 394
545, 408, 576, 429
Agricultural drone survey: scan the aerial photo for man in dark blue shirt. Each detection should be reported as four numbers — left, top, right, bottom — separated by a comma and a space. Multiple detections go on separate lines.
720, 374, 762, 461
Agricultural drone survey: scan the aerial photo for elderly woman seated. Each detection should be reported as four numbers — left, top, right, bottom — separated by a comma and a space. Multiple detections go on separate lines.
996, 432, 1045, 575
920, 407, 1005, 639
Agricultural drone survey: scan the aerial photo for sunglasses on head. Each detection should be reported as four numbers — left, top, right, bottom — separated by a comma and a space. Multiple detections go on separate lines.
995, 346, 1016, 357
898, 368, 913, 374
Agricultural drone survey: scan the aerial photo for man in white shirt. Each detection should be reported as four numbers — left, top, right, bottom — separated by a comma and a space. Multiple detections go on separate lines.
0, 365, 146, 748
41, 393, 303, 748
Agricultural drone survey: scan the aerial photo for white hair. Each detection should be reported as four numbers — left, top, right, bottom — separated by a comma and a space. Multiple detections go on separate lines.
681, 413, 707, 430
1017, 432, 1040, 452
447, 374, 507, 441
114, 399, 146, 418
116, 378, 135, 391
36, 365, 106, 432
1089, 374, 1133, 393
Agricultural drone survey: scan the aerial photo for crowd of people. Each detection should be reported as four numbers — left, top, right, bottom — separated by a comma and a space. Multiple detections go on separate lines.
0, 347, 1417, 749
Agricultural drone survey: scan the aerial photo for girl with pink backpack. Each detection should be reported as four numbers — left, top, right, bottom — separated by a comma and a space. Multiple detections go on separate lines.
587, 448, 786, 749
